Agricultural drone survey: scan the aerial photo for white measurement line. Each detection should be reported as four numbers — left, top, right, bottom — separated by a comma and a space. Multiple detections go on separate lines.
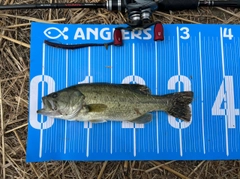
110, 45, 113, 154
88, 47, 91, 77
176, 27, 181, 79
132, 43, 135, 76
199, 32, 206, 154
86, 125, 90, 157
64, 50, 69, 154
132, 43, 137, 157
86, 47, 91, 157
133, 127, 136, 156
220, 27, 229, 156
176, 26, 183, 156
155, 41, 159, 154
39, 43, 46, 158
220, 28, 226, 77
111, 45, 113, 81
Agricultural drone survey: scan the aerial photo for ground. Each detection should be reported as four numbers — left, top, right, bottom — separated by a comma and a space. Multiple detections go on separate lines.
1, 0, 240, 178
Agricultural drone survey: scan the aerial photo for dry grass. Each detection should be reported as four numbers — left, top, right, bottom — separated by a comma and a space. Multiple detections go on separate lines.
1, 0, 240, 179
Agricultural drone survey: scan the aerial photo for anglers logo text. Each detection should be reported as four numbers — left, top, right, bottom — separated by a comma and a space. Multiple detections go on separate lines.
44, 27, 153, 41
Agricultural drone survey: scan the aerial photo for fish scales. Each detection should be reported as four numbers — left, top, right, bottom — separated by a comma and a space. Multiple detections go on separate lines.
37, 83, 194, 124
74, 84, 167, 121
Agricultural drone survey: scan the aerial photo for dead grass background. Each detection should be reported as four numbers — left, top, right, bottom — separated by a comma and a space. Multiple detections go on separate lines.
1, 0, 240, 178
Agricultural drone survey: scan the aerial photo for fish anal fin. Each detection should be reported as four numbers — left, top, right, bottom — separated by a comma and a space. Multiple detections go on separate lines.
129, 113, 152, 124
88, 104, 107, 112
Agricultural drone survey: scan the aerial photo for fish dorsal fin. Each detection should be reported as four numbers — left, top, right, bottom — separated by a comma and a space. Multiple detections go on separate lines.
88, 104, 107, 112
121, 84, 151, 95
129, 113, 152, 124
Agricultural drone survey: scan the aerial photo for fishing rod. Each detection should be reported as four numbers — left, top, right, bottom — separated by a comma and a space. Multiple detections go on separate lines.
1, 0, 239, 47
1, 0, 240, 30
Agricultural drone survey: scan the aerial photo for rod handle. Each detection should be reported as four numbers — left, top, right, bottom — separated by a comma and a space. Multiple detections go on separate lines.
158, 0, 199, 11
199, 1, 240, 8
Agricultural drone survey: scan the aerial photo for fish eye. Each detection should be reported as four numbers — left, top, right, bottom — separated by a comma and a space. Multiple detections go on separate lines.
52, 93, 58, 98
51, 106, 57, 111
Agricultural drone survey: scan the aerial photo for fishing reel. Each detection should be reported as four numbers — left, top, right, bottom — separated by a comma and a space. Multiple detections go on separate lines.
106, 0, 164, 44
124, 0, 162, 29
106, 0, 163, 30
43, 0, 165, 49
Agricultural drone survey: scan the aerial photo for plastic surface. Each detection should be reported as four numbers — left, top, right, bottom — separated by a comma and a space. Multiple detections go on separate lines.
27, 23, 240, 162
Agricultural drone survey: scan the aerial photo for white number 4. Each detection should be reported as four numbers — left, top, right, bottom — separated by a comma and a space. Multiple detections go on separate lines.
212, 76, 239, 128
223, 28, 233, 40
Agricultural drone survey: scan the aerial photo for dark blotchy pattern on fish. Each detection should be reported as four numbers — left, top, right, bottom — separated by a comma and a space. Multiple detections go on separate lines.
37, 83, 194, 124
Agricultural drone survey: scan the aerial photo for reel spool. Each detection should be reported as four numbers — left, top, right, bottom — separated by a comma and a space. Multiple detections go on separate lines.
106, 0, 162, 30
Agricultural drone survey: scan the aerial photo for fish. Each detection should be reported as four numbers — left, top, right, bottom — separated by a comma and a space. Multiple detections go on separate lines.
37, 83, 194, 124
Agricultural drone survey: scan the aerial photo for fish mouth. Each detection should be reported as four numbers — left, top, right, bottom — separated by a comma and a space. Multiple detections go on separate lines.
37, 97, 56, 115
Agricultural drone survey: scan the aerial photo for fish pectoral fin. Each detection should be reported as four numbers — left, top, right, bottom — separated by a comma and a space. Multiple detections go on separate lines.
89, 120, 107, 123
88, 104, 107, 112
129, 113, 152, 124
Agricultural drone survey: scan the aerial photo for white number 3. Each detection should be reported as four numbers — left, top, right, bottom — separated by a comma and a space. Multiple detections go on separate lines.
180, 27, 190, 40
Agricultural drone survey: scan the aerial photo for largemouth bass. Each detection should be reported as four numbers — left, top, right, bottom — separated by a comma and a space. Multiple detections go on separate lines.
37, 83, 193, 124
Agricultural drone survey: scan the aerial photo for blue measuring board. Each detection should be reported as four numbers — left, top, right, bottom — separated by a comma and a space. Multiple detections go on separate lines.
27, 22, 240, 162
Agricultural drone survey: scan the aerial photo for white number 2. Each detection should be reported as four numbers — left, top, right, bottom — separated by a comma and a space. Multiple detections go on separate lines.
212, 76, 239, 128
180, 27, 190, 40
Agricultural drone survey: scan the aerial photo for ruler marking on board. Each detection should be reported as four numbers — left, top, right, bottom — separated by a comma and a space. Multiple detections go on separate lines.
86, 124, 90, 157
86, 47, 91, 157
88, 47, 91, 77
220, 27, 229, 156
176, 26, 183, 157
199, 32, 206, 154
64, 50, 69, 154
42, 46, 47, 155
49, 48, 53, 154
110, 45, 113, 154
155, 41, 159, 154
28, 24, 240, 162
39, 43, 46, 158
133, 43, 137, 157
133, 127, 136, 156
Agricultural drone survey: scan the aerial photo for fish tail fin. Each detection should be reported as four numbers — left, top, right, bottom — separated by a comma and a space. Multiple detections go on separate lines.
164, 91, 193, 122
